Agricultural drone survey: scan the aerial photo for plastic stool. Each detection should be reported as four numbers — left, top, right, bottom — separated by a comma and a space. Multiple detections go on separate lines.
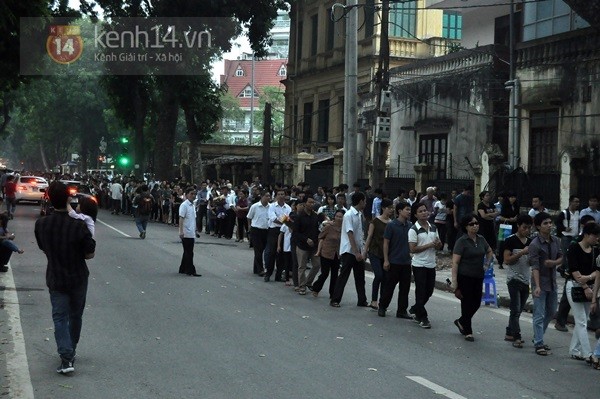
482, 267, 498, 307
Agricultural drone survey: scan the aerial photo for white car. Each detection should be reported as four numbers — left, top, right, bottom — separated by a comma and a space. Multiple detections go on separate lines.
15, 176, 49, 203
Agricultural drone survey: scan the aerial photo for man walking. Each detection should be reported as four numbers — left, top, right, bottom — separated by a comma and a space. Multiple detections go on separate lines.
330, 192, 368, 307
453, 185, 473, 236
178, 187, 201, 277
133, 184, 153, 239
378, 202, 413, 318
293, 197, 322, 293
408, 203, 442, 328
4, 175, 16, 219
35, 181, 96, 374
529, 212, 563, 355
110, 179, 123, 215
265, 189, 291, 281
247, 191, 271, 275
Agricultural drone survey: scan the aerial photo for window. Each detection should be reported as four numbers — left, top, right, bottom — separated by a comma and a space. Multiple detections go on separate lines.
317, 99, 330, 143
523, 0, 589, 41
389, 1, 416, 38
310, 14, 319, 56
303, 102, 313, 144
529, 109, 559, 173
278, 65, 287, 76
326, 8, 335, 51
443, 11, 462, 40
418, 134, 448, 180
235, 66, 244, 77
239, 85, 258, 98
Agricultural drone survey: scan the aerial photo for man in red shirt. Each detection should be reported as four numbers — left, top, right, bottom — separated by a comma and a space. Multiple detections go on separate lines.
4, 175, 17, 219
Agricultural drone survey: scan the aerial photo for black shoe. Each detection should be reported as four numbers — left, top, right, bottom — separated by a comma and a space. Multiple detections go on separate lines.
0, 265, 8, 273
357, 301, 369, 307
188, 273, 202, 277
56, 359, 74, 374
141, 231, 146, 239
306, 285, 314, 292
258, 271, 266, 277
264, 276, 270, 282
419, 318, 431, 329
396, 312, 413, 319
378, 308, 386, 317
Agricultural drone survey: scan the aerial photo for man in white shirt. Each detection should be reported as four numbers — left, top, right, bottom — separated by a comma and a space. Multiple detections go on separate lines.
178, 187, 201, 277
580, 194, 600, 224
265, 189, 292, 281
247, 191, 272, 275
110, 179, 124, 215
408, 203, 442, 329
222, 185, 237, 239
527, 195, 548, 218
330, 192, 368, 307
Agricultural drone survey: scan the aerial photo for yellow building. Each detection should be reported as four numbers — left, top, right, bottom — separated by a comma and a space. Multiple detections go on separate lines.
282, 0, 459, 187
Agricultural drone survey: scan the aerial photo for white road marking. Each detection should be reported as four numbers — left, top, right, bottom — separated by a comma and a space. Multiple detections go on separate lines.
96, 218, 132, 238
1, 263, 35, 399
406, 376, 467, 399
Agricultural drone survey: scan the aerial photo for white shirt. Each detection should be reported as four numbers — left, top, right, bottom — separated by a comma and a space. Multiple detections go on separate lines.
68, 209, 95, 238
561, 209, 580, 237
110, 183, 123, 200
339, 206, 364, 256
280, 224, 291, 252
267, 201, 292, 228
224, 192, 236, 210
408, 221, 439, 268
247, 201, 270, 229
178, 200, 197, 238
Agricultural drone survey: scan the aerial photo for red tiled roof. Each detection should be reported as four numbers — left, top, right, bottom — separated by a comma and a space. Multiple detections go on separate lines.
220, 58, 287, 108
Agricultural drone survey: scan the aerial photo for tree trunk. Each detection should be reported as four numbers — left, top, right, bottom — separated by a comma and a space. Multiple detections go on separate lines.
183, 105, 204, 184
154, 82, 179, 181
39, 142, 49, 171
80, 136, 89, 172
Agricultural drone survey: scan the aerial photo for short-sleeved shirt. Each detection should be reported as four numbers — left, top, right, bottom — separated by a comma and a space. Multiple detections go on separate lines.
247, 201, 270, 229
383, 218, 412, 265
339, 206, 364, 256
567, 242, 596, 278
178, 200, 197, 238
453, 234, 489, 278
528, 234, 562, 292
408, 221, 438, 268
454, 193, 474, 222
368, 217, 388, 259
280, 224, 291, 252
503, 234, 531, 285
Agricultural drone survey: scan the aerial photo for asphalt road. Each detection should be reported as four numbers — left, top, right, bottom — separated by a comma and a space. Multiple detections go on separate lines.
1, 204, 599, 399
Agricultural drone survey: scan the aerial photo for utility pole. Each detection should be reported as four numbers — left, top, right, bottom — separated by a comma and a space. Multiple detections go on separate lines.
262, 102, 272, 183
343, 0, 358, 186
372, 0, 390, 189
249, 52, 255, 145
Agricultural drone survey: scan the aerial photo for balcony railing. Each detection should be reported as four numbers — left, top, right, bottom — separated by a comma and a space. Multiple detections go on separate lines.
388, 37, 460, 59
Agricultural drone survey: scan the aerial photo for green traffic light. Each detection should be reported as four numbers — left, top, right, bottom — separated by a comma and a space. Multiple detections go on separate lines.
120, 137, 129, 144
118, 156, 130, 166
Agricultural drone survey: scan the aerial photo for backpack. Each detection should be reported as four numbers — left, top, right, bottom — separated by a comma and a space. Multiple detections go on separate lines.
139, 195, 153, 215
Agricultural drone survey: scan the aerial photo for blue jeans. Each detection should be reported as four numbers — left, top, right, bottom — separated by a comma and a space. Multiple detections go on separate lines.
1, 239, 19, 253
135, 216, 149, 233
368, 254, 386, 302
49, 280, 88, 361
506, 279, 529, 340
532, 288, 558, 347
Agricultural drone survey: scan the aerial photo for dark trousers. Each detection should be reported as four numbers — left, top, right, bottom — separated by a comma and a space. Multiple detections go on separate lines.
178, 238, 196, 275
379, 263, 411, 313
412, 267, 436, 320
556, 281, 571, 326
369, 254, 386, 302
506, 279, 529, 339
280, 251, 292, 281
224, 209, 236, 238
250, 227, 268, 274
49, 280, 88, 361
112, 198, 121, 214
236, 217, 248, 240
435, 222, 447, 248
196, 205, 208, 233
265, 227, 281, 277
457, 274, 484, 335
0, 245, 13, 267
331, 253, 367, 305
312, 255, 340, 298
291, 243, 299, 286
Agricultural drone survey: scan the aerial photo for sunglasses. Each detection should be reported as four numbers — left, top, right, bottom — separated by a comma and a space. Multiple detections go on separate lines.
467, 222, 479, 226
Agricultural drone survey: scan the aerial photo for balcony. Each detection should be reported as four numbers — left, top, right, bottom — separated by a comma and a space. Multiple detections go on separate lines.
388, 37, 460, 59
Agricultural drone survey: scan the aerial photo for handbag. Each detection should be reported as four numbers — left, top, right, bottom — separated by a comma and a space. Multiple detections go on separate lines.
571, 285, 592, 303
497, 223, 512, 242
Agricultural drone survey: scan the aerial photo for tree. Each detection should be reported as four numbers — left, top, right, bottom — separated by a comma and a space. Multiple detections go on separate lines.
255, 85, 285, 140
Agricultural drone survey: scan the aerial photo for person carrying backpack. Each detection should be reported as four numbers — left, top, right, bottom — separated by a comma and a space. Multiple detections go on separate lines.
133, 184, 154, 239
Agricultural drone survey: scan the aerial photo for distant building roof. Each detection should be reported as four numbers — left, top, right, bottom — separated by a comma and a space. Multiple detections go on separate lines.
220, 58, 287, 108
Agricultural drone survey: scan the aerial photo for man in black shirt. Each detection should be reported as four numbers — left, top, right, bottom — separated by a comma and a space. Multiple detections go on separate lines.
35, 181, 96, 375
293, 197, 322, 295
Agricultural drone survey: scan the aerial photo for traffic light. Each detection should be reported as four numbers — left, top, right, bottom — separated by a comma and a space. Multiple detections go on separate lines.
119, 137, 129, 144
117, 135, 130, 168
117, 153, 130, 167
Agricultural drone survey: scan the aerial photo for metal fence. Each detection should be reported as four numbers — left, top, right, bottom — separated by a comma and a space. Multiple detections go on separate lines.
384, 176, 416, 196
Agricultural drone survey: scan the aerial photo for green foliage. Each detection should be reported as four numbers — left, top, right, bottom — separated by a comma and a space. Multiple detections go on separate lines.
255, 85, 285, 137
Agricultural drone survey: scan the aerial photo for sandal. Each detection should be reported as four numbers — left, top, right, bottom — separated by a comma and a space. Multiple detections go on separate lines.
330, 302, 341, 308
589, 356, 600, 369
464, 334, 475, 342
512, 339, 524, 349
535, 346, 548, 356
571, 354, 587, 361
312, 291, 319, 297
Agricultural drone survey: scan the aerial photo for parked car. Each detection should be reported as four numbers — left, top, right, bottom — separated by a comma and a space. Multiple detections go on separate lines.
15, 176, 49, 204
40, 180, 92, 216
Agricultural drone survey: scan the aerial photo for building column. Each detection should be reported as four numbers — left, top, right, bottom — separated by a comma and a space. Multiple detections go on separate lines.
333, 148, 343, 187
293, 152, 315, 185
215, 164, 221, 181
480, 144, 505, 195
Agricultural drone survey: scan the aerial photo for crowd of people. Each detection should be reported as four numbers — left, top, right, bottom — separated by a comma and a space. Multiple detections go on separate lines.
4, 169, 600, 374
